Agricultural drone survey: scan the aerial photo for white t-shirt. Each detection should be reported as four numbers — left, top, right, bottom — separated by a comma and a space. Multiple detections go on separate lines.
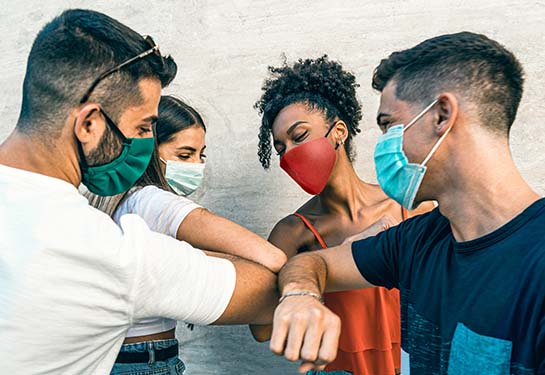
0, 164, 236, 374
113, 185, 202, 337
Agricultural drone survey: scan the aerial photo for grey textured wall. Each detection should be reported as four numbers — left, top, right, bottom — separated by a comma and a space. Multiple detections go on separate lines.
2, 1, 544, 374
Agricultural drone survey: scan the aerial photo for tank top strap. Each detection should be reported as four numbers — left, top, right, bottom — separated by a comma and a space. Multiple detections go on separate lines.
401, 205, 409, 221
293, 212, 328, 249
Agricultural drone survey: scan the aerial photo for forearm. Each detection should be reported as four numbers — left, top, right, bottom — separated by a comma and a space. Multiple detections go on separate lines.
278, 252, 328, 296
179, 208, 286, 272
213, 256, 279, 325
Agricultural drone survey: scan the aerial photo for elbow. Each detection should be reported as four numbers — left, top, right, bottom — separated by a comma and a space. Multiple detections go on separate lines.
249, 324, 272, 342
268, 250, 288, 273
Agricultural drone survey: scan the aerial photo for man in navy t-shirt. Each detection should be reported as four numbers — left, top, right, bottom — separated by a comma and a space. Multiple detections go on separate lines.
267, 32, 545, 374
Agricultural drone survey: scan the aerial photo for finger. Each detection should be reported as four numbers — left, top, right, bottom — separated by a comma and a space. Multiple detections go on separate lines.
299, 312, 324, 363
381, 214, 396, 228
298, 361, 322, 373
283, 315, 307, 362
269, 310, 290, 355
316, 315, 341, 365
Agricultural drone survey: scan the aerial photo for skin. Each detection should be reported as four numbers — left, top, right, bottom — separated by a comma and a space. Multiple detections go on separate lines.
158, 125, 207, 165
251, 103, 431, 355
268, 82, 541, 372
0, 78, 282, 330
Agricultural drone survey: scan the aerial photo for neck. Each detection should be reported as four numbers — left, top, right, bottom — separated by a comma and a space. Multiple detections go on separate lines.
318, 155, 376, 219
0, 129, 81, 187
434, 135, 540, 242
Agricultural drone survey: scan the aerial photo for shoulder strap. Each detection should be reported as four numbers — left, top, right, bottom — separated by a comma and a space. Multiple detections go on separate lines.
293, 212, 328, 249
401, 206, 409, 221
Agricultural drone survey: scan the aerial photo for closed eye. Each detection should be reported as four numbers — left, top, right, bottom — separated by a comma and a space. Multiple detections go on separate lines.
293, 131, 309, 143
177, 153, 193, 160
138, 126, 153, 136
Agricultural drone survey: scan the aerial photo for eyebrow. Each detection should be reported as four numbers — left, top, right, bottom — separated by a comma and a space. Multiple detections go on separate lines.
286, 121, 309, 135
143, 115, 158, 124
176, 146, 197, 152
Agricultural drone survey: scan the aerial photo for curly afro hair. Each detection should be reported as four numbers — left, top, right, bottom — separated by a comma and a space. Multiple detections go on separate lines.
255, 55, 362, 169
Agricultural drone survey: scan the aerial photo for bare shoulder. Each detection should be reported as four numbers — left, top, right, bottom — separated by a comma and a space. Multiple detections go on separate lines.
269, 213, 313, 259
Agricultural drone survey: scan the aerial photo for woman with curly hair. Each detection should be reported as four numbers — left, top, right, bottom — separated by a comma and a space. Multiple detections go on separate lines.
253, 56, 432, 375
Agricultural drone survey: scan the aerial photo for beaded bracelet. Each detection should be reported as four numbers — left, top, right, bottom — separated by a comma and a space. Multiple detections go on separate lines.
278, 290, 324, 304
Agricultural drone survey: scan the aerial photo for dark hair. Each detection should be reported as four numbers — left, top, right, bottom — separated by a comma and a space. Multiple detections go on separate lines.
155, 95, 206, 145
16, 8, 177, 138
255, 55, 362, 169
136, 95, 206, 189
372, 31, 524, 135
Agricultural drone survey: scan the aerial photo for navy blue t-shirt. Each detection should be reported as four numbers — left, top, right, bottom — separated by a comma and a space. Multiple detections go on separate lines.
352, 198, 545, 374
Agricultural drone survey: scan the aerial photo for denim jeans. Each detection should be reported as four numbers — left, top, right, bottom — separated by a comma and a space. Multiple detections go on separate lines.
111, 339, 185, 375
307, 371, 352, 375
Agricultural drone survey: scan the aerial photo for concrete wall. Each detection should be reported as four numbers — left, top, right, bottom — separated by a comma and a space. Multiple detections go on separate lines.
2, 1, 544, 373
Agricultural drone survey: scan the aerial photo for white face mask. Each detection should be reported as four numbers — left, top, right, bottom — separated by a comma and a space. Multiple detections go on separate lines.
161, 158, 205, 196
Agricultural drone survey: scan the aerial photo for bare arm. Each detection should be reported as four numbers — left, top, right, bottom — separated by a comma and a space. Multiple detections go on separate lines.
250, 215, 395, 343
249, 216, 308, 341
269, 215, 395, 373
178, 208, 287, 273
210, 253, 279, 325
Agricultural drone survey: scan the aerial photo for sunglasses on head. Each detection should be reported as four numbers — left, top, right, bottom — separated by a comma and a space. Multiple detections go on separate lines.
80, 35, 163, 104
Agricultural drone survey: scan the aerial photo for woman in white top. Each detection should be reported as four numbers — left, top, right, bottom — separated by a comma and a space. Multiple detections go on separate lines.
89, 95, 286, 375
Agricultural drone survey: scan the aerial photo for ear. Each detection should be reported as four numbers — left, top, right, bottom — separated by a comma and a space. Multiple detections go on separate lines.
435, 93, 458, 136
73, 103, 106, 146
332, 120, 349, 145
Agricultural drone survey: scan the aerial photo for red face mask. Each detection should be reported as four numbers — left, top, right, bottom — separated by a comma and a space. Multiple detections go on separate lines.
280, 124, 337, 195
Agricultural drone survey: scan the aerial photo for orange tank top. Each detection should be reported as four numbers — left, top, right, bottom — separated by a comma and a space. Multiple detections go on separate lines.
293, 210, 405, 375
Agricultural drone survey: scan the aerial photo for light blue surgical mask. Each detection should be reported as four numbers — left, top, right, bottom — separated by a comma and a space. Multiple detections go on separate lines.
374, 99, 452, 210
161, 158, 205, 196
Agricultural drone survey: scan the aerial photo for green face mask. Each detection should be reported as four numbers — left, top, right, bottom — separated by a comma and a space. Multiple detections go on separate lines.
79, 110, 154, 196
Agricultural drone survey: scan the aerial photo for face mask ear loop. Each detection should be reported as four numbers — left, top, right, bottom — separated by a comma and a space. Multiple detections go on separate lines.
421, 122, 454, 166
403, 99, 439, 133
325, 121, 341, 149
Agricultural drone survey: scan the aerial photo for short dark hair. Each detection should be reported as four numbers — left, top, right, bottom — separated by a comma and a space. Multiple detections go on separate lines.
255, 55, 362, 169
372, 32, 524, 135
16, 9, 177, 138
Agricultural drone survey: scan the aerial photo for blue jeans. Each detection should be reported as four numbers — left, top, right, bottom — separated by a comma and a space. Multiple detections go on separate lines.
307, 371, 352, 375
111, 339, 185, 375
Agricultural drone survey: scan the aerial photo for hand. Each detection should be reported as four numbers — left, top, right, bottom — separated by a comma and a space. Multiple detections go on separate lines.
342, 214, 398, 245
269, 295, 341, 373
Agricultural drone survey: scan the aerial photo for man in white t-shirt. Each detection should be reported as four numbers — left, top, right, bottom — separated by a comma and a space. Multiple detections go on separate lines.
0, 9, 278, 374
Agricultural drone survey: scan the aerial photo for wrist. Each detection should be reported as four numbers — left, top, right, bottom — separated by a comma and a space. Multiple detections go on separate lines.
281, 282, 320, 295
279, 290, 324, 305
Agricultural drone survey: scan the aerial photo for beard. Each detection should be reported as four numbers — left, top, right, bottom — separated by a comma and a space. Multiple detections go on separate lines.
86, 124, 124, 167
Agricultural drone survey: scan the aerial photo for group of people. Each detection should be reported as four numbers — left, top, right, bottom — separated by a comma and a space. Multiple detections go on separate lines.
0, 7, 544, 375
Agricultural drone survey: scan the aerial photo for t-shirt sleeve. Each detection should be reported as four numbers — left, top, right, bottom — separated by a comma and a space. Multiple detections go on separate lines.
118, 214, 236, 326
351, 223, 405, 289
114, 185, 201, 238
351, 210, 436, 289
